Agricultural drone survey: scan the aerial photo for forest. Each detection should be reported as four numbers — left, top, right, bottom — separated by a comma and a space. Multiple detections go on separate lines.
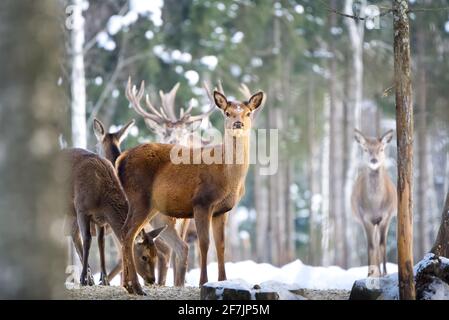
0, 0, 448, 301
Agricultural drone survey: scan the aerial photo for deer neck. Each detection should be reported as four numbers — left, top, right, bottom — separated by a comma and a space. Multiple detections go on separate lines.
99, 143, 121, 165
365, 166, 386, 196
223, 130, 250, 176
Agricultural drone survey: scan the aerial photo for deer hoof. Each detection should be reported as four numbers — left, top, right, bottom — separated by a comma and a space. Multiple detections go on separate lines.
80, 273, 95, 286
99, 273, 110, 286
124, 282, 146, 296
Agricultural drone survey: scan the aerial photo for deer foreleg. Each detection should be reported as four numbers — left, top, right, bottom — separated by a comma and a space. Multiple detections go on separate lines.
194, 207, 212, 286
379, 214, 393, 276
212, 212, 227, 281
363, 221, 381, 277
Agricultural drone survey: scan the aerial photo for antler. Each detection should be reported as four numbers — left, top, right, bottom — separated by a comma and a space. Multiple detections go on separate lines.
126, 77, 170, 125
238, 83, 252, 100
159, 83, 180, 121
182, 81, 216, 124
126, 76, 216, 127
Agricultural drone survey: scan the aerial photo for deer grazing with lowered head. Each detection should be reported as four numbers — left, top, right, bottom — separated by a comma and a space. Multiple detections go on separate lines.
124, 79, 217, 286
64, 121, 166, 286
91, 118, 170, 285
117, 77, 264, 294
351, 129, 397, 277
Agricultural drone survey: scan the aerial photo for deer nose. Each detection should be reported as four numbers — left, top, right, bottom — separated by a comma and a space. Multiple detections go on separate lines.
370, 159, 378, 164
233, 121, 244, 129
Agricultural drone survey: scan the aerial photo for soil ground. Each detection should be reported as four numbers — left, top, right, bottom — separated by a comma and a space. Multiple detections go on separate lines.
66, 285, 350, 300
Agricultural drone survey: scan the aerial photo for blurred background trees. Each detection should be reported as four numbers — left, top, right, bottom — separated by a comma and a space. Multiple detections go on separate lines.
0, 0, 67, 298
59, 0, 449, 269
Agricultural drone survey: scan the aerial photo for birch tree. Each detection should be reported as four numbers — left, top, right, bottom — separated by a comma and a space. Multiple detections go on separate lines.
344, 0, 365, 267
69, 0, 87, 148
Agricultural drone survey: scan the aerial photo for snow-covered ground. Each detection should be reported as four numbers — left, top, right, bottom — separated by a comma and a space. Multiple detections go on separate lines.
103, 259, 398, 290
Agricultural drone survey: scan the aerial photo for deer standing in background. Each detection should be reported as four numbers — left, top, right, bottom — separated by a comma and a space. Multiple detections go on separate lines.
125, 79, 216, 286
351, 129, 397, 277
117, 77, 264, 294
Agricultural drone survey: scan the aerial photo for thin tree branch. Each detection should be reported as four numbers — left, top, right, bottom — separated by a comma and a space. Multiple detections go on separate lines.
320, 0, 393, 21
408, 6, 449, 13
85, 50, 155, 128
83, 3, 128, 54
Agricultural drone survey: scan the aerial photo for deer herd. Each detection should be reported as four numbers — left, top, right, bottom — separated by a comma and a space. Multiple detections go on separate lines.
63, 76, 398, 295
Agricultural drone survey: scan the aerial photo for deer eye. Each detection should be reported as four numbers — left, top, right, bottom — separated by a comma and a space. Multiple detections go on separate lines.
141, 256, 148, 262
246, 112, 251, 117
225, 112, 231, 117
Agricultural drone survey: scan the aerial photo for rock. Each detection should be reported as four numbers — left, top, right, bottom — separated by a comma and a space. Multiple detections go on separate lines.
201, 279, 306, 300
349, 276, 398, 300
350, 254, 449, 300
255, 291, 279, 300
258, 281, 306, 300
415, 253, 449, 300
201, 279, 252, 300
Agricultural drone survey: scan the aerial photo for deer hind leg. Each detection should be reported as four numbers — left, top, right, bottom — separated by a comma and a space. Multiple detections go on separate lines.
194, 206, 212, 286
107, 234, 123, 281
77, 212, 93, 286
96, 225, 110, 286
172, 218, 191, 284
154, 238, 170, 285
212, 212, 228, 281
69, 215, 95, 285
363, 221, 380, 277
158, 223, 188, 286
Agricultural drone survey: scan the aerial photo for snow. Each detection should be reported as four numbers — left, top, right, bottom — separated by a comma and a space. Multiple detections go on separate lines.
200, 56, 218, 71
184, 70, 199, 86
181, 260, 397, 290
231, 31, 244, 44
102, 259, 399, 291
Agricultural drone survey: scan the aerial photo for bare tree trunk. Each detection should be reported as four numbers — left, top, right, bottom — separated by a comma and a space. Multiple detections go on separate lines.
307, 78, 321, 266
393, 0, 416, 300
285, 160, 295, 262
0, 0, 67, 298
70, 0, 87, 148
328, 0, 347, 267
255, 164, 269, 262
415, 25, 431, 259
431, 192, 449, 258
321, 93, 331, 266
344, 0, 365, 267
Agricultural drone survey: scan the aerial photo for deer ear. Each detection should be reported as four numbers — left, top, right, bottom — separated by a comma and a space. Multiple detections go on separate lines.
116, 119, 135, 144
135, 230, 147, 244
380, 129, 394, 146
354, 129, 367, 146
147, 225, 167, 242
93, 118, 105, 141
248, 92, 264, 111
214, 91, 228, 110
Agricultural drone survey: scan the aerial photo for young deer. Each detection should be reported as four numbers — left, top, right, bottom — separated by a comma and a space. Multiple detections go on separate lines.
125, 79, 217, 286
351, 129, 397, 277
64, 147, 167, 286
117, 78, 264, 294
91, 118, 168, 285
